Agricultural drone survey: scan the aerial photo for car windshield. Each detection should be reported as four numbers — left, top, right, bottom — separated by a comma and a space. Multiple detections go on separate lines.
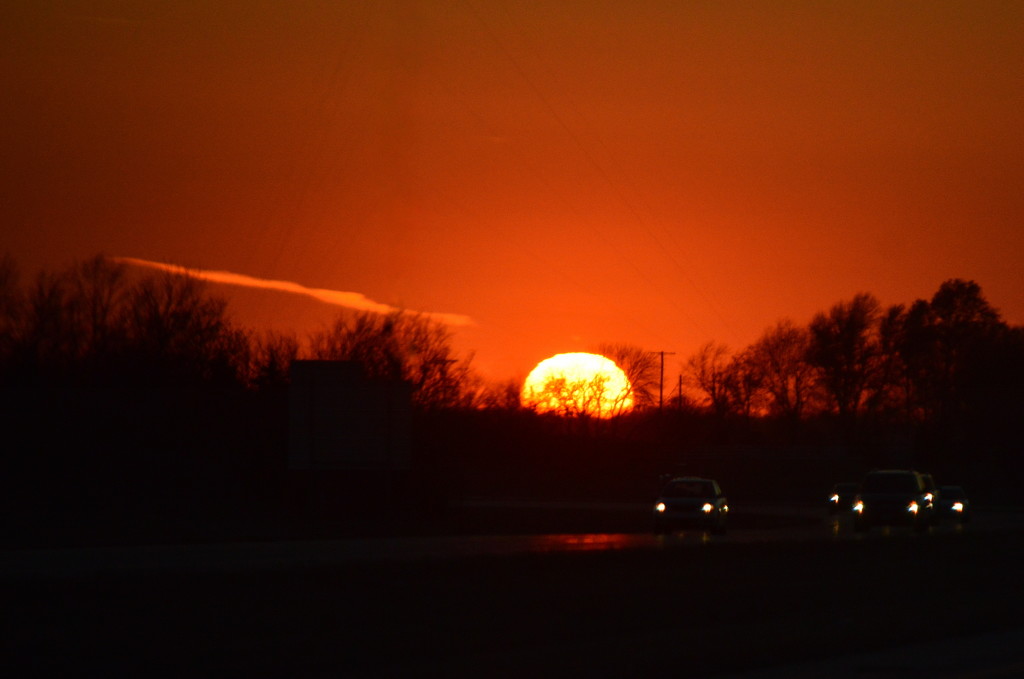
662, 480, 714, 498
862, 474, 920, 493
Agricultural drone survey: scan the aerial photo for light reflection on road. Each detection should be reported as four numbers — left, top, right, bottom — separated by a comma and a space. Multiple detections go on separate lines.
0, 530, 759, 580
526, 533, 644, 552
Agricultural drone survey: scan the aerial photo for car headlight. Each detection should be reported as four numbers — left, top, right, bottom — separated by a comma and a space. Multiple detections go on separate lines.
655, 502, 666, 513
907, 501, 919, 514
701, 503, 714, 513
952, 502, 964, 512
853, 501, 864, 513
829, 494, 840, 503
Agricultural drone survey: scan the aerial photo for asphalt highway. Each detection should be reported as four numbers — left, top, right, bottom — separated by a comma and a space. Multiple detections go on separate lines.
0, 504, 1015, 581
4, 507, 1023, 677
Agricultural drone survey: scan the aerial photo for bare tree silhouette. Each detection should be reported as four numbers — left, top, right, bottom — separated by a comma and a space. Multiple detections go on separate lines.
723, 347, 768, 418
0, 255, 23, 371
69, 256, 129, 356
478, 376, 527, 411
1, 255, 249, 386
895, 279, 1010, 425
244, 330, 300, 390
748, 319, 818, 419
684, 342, 734, 417
124, 270, 240, 385
309, 310, 474, 410
597, 343, 659, 410
807, 293, 882, 422
523, 370, 632, 420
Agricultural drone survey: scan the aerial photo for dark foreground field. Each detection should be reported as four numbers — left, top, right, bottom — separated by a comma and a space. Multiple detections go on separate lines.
5, 528, 1022, 678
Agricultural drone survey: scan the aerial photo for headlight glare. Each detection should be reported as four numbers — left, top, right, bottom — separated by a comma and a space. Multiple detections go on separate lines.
907, 501, 919, 514
701, 503, 714, 513
853, 501, 864, 513
655, 502, 666, 513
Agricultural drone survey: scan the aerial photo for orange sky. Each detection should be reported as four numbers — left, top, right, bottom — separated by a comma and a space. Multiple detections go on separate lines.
3, 1, 1023, 381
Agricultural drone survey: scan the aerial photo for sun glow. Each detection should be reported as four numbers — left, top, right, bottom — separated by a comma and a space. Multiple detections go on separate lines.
521, 352, 633, 418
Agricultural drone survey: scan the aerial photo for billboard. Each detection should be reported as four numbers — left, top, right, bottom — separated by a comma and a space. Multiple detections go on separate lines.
288, 361, 412, 471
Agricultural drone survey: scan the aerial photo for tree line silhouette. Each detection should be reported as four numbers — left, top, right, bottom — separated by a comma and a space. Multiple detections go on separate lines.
681, 281, 1024, 448
3, 254, 1021, 435
0, 254, 475, 408
679, 280, 1024, 428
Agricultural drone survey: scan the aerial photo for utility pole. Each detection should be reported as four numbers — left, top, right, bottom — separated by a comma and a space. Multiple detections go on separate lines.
652, 350, 676, 411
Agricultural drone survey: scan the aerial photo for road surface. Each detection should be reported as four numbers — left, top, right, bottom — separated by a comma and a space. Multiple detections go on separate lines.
4, 507, 1022, 677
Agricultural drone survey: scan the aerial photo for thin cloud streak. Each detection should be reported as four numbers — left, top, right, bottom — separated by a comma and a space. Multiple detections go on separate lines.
115, 257, 474, 327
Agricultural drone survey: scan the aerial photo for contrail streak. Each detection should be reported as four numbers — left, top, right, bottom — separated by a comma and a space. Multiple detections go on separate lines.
115, 257, 474, 327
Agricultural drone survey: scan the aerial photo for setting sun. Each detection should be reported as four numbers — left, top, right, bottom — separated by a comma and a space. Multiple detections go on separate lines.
521, 352, 633, 418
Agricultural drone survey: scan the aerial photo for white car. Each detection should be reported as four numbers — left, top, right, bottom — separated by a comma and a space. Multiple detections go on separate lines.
654, 477, 729, 535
